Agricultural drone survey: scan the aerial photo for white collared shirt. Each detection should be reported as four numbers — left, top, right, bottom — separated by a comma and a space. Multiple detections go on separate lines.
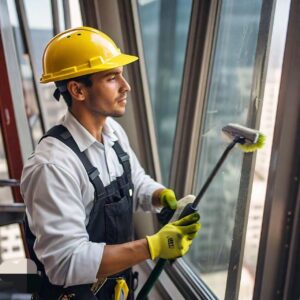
20, 111, 164, 287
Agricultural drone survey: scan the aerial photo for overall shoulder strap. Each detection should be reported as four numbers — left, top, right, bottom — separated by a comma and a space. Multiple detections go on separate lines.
41, 125, 106, 200
112, 141, 132, 183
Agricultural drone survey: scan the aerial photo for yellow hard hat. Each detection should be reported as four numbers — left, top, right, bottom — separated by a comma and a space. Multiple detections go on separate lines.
40, 26, 138, 83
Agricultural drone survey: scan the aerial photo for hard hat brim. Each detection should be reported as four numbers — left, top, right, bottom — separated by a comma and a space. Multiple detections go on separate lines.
40, 53, 138, 83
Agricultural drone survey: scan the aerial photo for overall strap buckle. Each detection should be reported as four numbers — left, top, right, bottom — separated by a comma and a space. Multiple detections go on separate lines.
88, 167, 99, 181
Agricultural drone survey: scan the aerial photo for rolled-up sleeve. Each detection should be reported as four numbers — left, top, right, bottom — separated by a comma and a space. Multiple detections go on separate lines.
21, 163, 104, 287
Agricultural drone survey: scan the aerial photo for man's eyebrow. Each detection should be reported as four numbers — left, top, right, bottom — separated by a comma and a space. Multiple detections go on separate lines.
103, 70, 122, 77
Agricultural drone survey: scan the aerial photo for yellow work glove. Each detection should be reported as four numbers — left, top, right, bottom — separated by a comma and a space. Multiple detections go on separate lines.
159, 188, 177, 210
146, 212, 201, 260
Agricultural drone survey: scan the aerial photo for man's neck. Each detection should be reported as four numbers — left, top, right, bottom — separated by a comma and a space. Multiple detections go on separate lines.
69, 109, 106, 143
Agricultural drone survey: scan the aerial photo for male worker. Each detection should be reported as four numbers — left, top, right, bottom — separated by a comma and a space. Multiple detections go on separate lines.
21, 27, 200, 300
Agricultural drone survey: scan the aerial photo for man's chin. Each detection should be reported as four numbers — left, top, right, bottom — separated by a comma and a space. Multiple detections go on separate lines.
110, 110, 126, 118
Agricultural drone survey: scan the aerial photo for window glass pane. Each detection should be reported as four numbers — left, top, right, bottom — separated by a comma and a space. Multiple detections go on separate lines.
239, 0, 291, 298
58, 0, 82, 30
137, 0, 192, 184
69, 0, 83, 28
184, 0, 264, 298
24, 0, 67, 128
58, 0, 66, 31
24, 0, 53, 74
7, 0, 43, 146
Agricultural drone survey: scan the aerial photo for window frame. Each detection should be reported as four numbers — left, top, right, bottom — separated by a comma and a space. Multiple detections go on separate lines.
0, 0, 33, 258
224, 0, 276, 298
0, 0, 32, 193
164, 0, 277, 298
254, 0, 300, 298
14, 0, 49, 133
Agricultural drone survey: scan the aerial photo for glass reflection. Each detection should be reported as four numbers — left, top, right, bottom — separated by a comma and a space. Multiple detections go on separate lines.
137, 0, 192, 184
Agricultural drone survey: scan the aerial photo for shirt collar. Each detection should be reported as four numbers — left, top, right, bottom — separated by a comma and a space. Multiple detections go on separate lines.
61, 111, 118, 152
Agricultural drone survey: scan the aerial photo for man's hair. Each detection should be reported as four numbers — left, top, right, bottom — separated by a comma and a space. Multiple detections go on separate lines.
55, 74, 93, 107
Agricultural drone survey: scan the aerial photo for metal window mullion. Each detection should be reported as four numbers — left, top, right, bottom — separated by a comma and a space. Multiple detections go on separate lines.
169, 0, 219, 197
62, 0, 71, 29
15, 0, 49, 133
224, 0, 276, 299
78, 0, 101, 29
51, 0, 60, 35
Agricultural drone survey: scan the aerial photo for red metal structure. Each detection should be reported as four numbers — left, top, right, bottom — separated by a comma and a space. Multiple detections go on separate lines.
0, 33, 23, 203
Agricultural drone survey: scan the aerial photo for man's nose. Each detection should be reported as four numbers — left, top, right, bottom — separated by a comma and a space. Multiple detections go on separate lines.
120, 76, 131, 92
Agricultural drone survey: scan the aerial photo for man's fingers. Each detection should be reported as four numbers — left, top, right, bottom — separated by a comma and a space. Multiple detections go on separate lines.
173, 212, 200, 226
177, 223, 201, 234
186, 231, 199, 240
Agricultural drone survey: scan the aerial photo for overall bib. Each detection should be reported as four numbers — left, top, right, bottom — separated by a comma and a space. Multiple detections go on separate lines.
24, 125, 135, 299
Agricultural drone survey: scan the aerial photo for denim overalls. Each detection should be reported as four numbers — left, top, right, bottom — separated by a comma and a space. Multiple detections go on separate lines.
24, 125, 135, 299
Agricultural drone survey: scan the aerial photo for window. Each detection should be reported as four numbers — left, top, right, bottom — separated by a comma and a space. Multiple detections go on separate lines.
8, 0, 83, 137
7, 0, 43, 146
24, 0, 67, 130
137, 0, 193, 184
240, 0, 291, 298
183, 0, 266, 298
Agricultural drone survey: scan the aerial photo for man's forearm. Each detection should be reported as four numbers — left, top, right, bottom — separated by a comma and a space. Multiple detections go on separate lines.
97, 239, 150, 279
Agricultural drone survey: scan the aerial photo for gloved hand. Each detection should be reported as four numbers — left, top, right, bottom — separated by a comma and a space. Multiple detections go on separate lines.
159, 188, 177, 210
146, 212, 201, 260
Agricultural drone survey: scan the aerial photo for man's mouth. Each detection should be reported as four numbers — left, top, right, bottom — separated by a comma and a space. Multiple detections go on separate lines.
117, 96, 127, 103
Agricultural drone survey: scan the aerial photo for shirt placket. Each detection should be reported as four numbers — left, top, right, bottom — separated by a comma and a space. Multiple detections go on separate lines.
103, 137, 115, 183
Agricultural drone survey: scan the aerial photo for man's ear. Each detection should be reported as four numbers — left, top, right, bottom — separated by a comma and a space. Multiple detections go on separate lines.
67, 81, 86, 101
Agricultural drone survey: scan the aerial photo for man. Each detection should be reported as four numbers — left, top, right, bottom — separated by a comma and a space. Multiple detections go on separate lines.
21, 27, 200, 300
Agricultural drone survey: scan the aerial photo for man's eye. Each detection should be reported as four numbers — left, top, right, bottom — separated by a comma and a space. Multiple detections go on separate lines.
108, 75, 116, 81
